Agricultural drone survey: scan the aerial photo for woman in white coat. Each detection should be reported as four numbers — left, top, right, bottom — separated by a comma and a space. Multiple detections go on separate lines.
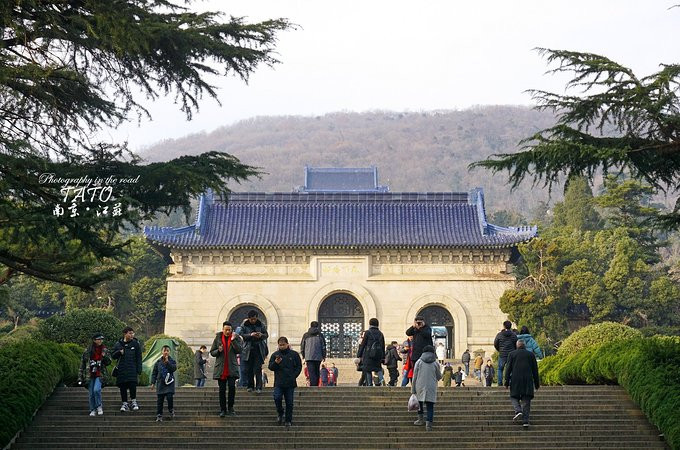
411, 344, 441, 431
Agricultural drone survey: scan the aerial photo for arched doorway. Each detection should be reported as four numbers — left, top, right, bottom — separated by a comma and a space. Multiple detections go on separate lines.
229, 305, 266, 330
418, 305, 454, 358
318, 293, 364, 358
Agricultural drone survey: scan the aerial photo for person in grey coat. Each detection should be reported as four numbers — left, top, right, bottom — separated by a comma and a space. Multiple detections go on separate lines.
151, 345, 177, 422
411, 344, 441, 431
504, 340, 540, 428
300, 321, 326, 387
210, 321, 243, 417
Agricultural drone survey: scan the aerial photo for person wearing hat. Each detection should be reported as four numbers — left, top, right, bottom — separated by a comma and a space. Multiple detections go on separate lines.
78, 333, 111, 416
405, 315, 433, 369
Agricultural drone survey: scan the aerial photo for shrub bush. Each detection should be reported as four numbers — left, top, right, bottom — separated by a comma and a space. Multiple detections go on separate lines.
0, 340, 80, 448
539, 336, 680, 449
38, 308, 126, 348
558, 322, 642, 356
141, 334, 194, 386
0, 323, 42, 347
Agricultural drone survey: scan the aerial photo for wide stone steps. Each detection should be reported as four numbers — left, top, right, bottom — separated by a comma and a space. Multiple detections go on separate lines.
10, 386, 668, 449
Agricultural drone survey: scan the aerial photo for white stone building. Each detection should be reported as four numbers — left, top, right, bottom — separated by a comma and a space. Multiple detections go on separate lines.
145, 167, 536, 358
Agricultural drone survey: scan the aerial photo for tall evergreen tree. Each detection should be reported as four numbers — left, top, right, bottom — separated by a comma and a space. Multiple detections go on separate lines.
0, 1, 292, 289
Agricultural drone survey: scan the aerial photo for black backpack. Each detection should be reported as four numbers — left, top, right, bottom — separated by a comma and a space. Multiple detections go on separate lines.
368, 340, 382, 359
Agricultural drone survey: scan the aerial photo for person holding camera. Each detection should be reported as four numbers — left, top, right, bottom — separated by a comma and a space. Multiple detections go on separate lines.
405, 315, 433, 370
268, 336, 302, 428
151, 345, 177, 422
210, 321, 243, 417
78, 333, 111, 416
112, 326, 143, 412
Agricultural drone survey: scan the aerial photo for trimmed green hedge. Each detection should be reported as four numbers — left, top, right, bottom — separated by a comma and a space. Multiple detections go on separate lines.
539, 336, 680, 449
38, 308, 126, 348
141, 334, 194, 386
557, 321, 642, 356
0, 339, 80, 448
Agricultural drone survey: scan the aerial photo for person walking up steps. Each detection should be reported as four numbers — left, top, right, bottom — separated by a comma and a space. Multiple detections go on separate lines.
505, 340, 540, 428
300, 321, 326, 387
411, 345, 441, 431
494, 321, 517, 387
357, 318, 385, 387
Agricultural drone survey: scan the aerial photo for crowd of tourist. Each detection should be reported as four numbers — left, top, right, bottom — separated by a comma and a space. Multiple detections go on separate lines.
77, 311, 542, 430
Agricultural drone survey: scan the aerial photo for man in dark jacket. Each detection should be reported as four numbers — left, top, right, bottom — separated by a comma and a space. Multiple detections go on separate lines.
78, 333, 111, 416
210, 321, 243, 417
241, 310, 269, 394
151, 345, 177, 422
300, 321, 326, 387
268, 336, 302, 428
357, 318, 385, 387
494, 320, 518, 387
112, 326, 143, 412
461, 349, 471, 375
504, 340, 540, 427
194, 345, 207, 387
405, 315, 433, 365
384, 340, 402, 386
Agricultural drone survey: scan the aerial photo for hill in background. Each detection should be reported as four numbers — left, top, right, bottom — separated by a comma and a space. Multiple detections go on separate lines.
141, 106, 562, 222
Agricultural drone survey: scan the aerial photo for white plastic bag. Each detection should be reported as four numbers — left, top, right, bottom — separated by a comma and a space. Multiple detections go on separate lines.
407, 393, 419, 411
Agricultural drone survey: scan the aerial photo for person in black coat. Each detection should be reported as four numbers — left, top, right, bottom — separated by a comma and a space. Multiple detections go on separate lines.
268, 336, 302, 428
384, 341, 402, 386
357, 318, 385, 386
405, 315, 433, 365
194, 345, 207, 387
240, 310, 269, 393
111, 326, 143, 412
504, 340, 540, 427
494, 320, 518, 387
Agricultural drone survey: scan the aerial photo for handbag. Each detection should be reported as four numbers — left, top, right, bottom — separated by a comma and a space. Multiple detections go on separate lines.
407, 393, 419, 411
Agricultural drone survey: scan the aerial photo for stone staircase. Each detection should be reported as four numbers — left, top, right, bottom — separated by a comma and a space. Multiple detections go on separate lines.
10, 385, 667, 449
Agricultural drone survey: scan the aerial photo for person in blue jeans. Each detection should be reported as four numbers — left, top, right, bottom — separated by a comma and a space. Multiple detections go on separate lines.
78, 333, 111, 416
268, 336, 302, 428
494, 321, 518, 387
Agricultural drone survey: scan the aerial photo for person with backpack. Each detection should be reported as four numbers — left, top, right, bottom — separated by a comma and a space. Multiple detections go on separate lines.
453, 366, 466, 387
461, 349, 471, 375
384, 340, 402, 386
300, 321, 326, 387
78, 333, 111, 416
112, 326, 143, 412
411, 344, 441, 431
357, 318, 385, 387
151, 345, 177, 422
516, 326, 544, 360
494, 320, 518, 387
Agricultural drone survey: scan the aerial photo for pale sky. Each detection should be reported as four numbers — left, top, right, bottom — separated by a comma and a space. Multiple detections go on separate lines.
105, 0, 679, 151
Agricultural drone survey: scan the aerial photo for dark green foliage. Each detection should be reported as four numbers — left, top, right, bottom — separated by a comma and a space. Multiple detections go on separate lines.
0, 340, 80, 448
38, 308, 126, 348
539, 336, 680, 449
141, 334, 194, 386
557, 322, 642, 357
0, 1, 291, 290
0, 323, 42, 347
472, 48, 680, 229
639, 326, 680, 337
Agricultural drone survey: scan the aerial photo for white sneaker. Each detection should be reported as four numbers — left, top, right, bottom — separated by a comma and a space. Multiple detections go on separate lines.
131, 399, 139, 411
89, 410, 96, 417
120, 402, 130, 412
97, 406, 103, 415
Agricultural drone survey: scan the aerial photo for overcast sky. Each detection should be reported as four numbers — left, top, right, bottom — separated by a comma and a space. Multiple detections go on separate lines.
106, 0, 679, 151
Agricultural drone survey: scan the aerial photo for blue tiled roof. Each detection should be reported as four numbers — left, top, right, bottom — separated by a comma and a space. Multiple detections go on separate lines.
144, 190, 537, 250
299, 166, 389, 192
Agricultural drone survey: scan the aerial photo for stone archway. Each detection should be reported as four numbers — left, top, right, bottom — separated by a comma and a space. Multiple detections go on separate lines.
417, 305, 454, 358
318, 292, 365, 358
405, 293, 468, 360
215, 293, 280, 343
228, 305, 267, 330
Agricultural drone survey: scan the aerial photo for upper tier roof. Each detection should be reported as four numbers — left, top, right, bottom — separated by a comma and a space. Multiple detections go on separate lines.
144, 189, 537, 251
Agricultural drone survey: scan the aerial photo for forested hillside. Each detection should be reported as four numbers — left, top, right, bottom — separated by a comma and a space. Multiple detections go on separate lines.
142, 106, 560, 219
